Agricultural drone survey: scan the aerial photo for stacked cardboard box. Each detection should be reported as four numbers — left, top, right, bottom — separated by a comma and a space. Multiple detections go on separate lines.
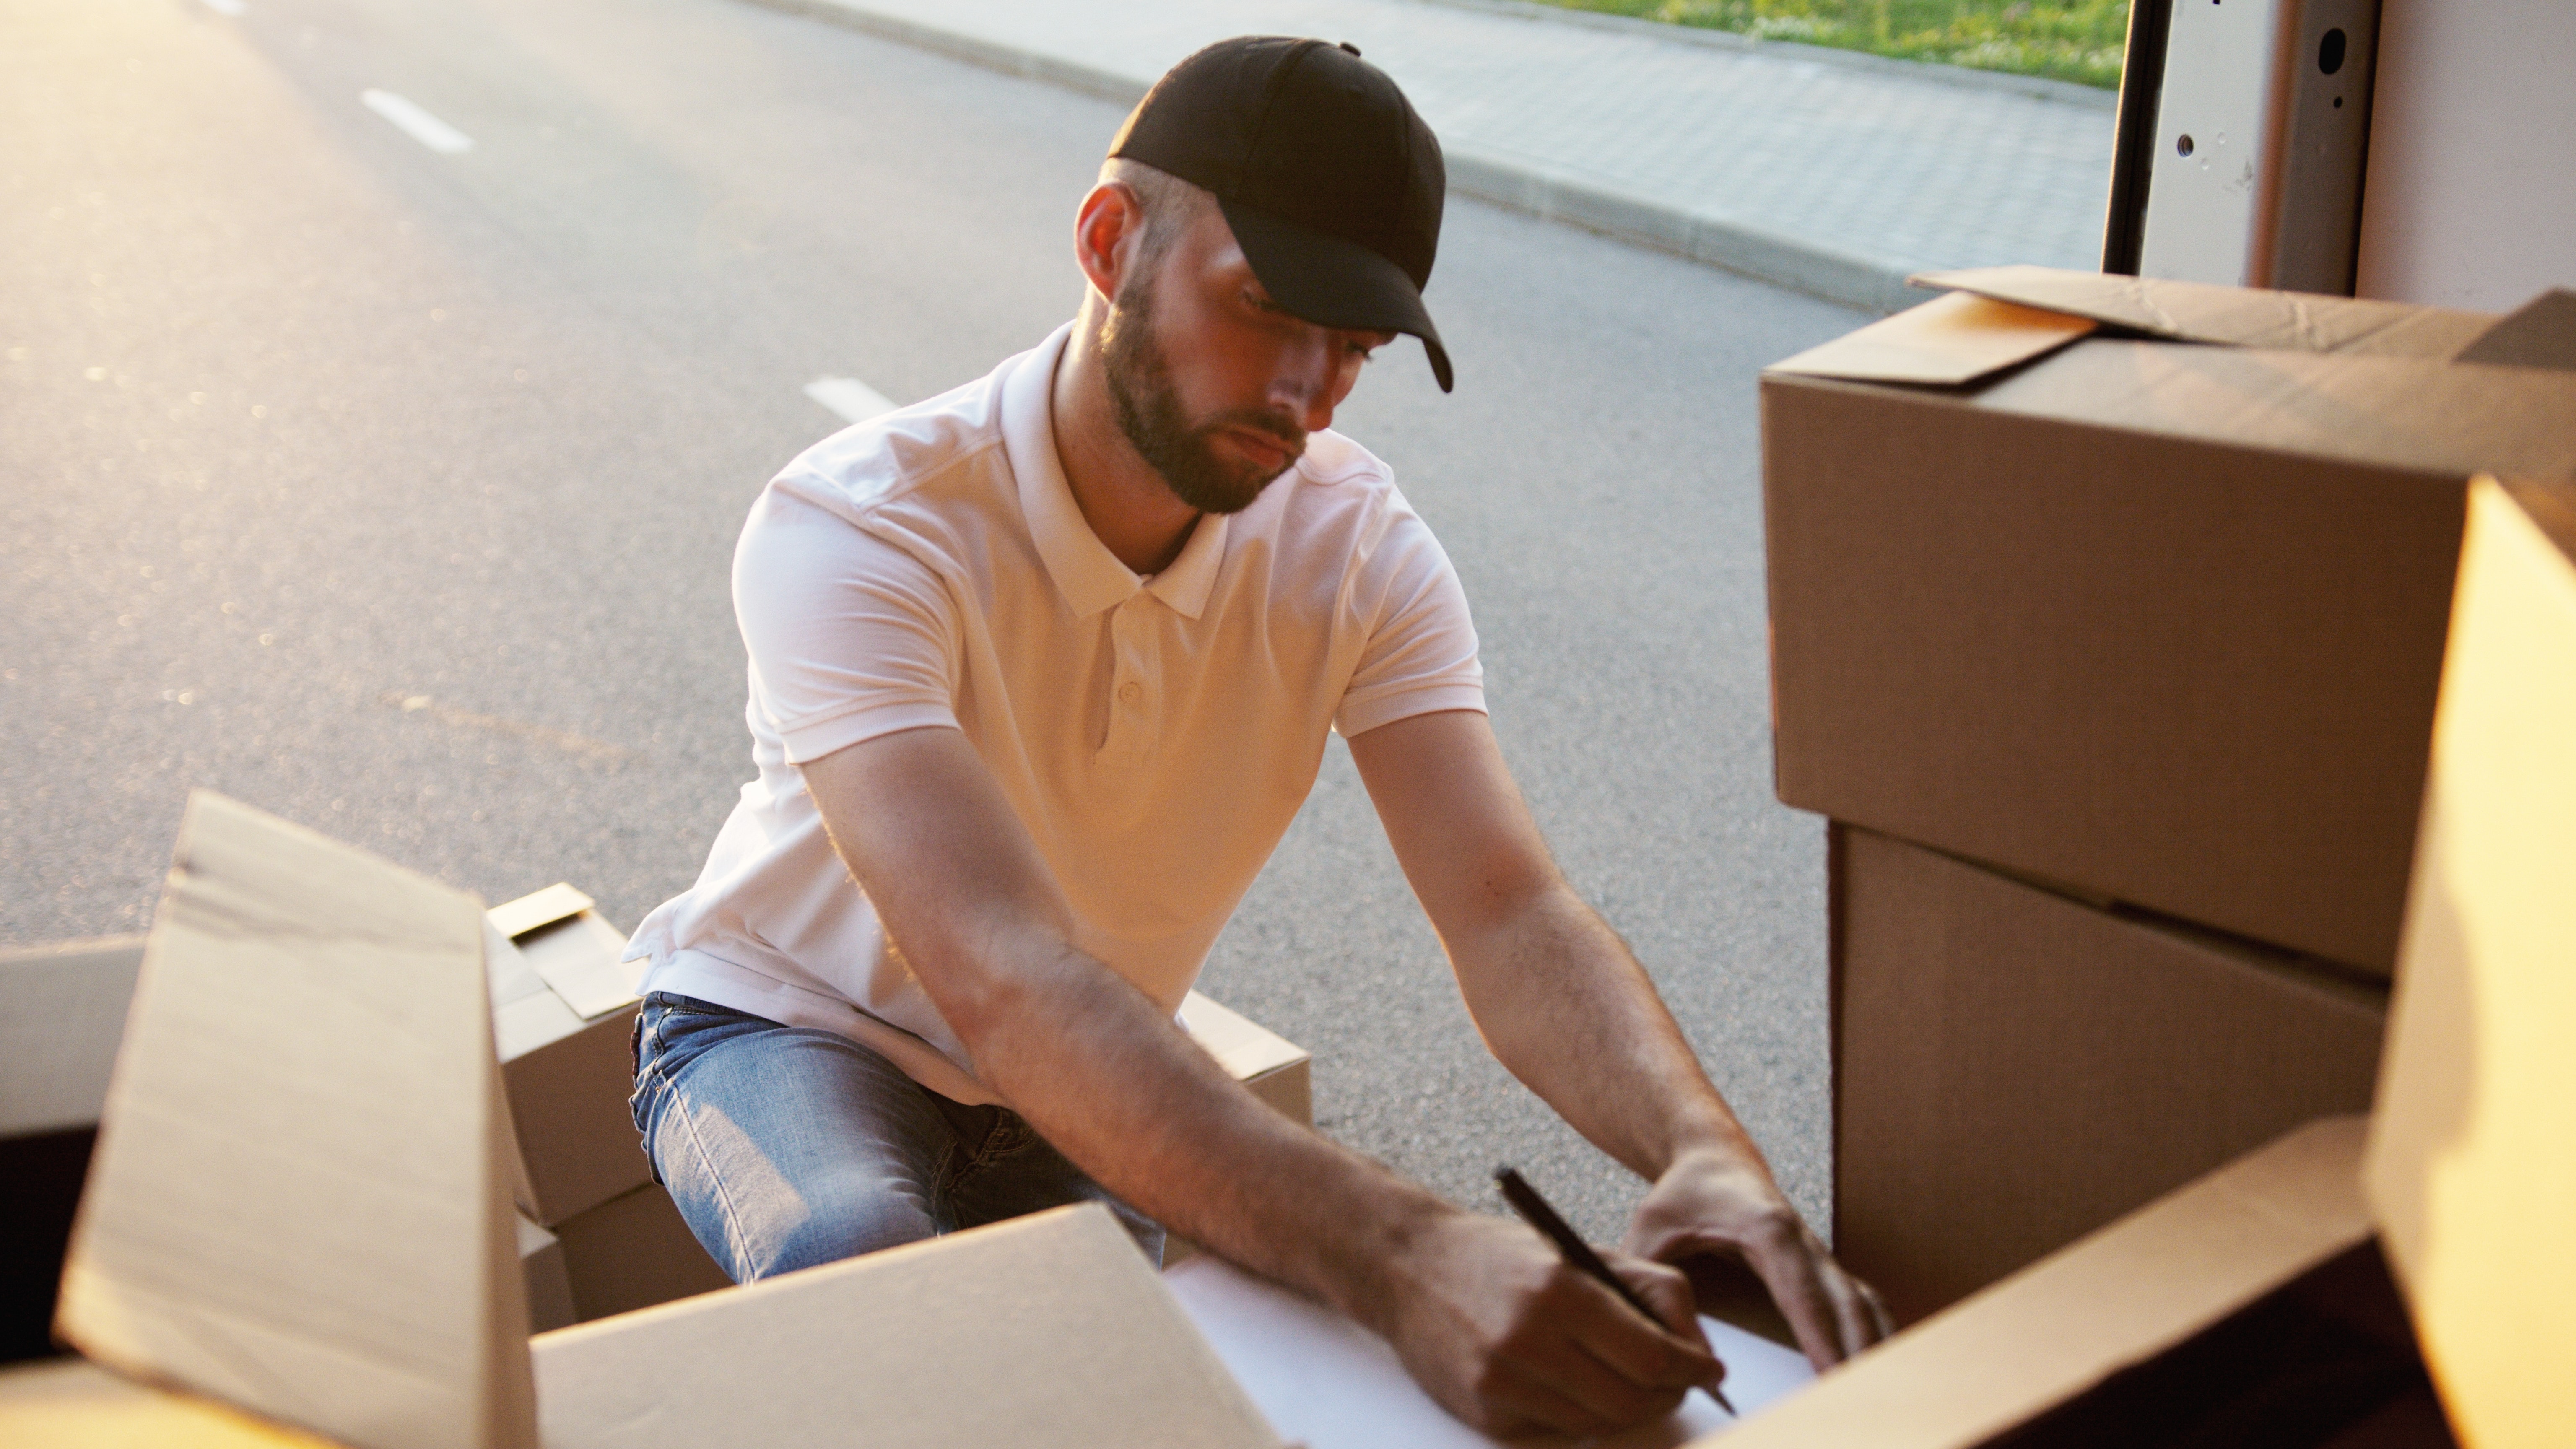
1689, 474, 2573, 1447
480, 884, 731, 1327
1761, 269, 2576, 1322
1828, 824, 2387, 1321
2, 791, 1282, 1447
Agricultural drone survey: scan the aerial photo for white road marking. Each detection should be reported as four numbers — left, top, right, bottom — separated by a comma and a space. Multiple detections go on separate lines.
200, 0, 247, 15
361, 89, 475, 156
804, 377, 899, 425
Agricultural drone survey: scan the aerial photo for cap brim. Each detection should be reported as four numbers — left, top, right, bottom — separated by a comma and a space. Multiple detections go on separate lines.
1218, 196, 1454, 394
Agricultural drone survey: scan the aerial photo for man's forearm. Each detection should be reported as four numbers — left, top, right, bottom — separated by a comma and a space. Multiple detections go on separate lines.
803, 729, 1448, 1330
1343, 712, 1764, 1186
937, 922, 1449, 1331
1345, 710, 1883, 1366
1448, 883, 1761, 1182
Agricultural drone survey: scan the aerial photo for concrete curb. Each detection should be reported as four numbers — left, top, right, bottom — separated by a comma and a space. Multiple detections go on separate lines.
746, 0, 1922, 314
1441, 151, 1920, 314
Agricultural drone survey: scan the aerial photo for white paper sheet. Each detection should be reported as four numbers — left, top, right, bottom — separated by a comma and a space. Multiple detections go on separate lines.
1164, 1255, 1815, 1449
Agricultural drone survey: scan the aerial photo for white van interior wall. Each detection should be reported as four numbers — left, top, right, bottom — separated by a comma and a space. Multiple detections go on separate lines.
2356, 0, 2576, 309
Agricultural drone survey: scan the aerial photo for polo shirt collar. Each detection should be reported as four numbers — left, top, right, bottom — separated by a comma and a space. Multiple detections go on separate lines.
1147, 502, 1226, 620
1005, 323, 1229, 622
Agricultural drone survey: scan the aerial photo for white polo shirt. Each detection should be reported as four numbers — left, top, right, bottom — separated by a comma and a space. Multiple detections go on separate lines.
627, 324, 1484, 1105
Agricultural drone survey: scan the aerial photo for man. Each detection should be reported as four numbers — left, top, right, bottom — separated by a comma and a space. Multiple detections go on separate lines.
625, 36, 1886, 1436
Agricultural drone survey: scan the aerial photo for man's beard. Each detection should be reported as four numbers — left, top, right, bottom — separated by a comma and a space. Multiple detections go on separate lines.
1099, 277, 1305, 517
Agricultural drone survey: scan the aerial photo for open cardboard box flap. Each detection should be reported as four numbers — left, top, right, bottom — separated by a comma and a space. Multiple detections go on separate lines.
1179, 992, 1308, 1087
487, 884, 638, 1023
1768, 266, 2500, 390
1705, 1117, 2374, 1449
485, 884, 591, 943
1765, 291, 2099, 386
1913, 266, 2496, 358
44, 792, 1281, 1449
2365, 477, 2576, 1449
56, 790, 536, 1449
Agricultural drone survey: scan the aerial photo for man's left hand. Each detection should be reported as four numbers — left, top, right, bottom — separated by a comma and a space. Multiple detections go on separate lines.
1621, 1149, 1892, 1371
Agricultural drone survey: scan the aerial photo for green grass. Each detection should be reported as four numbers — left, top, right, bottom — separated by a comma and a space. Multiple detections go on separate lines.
1519, 0, 2130, 88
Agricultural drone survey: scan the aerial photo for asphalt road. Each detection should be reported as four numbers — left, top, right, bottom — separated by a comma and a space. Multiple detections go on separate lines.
2, 0, 1866, 1246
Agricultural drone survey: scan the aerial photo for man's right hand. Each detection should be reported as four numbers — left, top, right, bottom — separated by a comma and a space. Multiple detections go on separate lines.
1365, 1210, 1723, 1438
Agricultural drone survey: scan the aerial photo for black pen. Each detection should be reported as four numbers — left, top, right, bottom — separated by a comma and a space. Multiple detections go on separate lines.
1495, 1166, 1736, 1417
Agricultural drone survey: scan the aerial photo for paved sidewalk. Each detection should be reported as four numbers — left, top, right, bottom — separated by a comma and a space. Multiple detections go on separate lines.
757, 0, 2115, 312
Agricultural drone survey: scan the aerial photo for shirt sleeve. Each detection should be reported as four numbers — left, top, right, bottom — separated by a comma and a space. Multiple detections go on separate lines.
732, 480, 961, 765
1334, 490, 1486, 738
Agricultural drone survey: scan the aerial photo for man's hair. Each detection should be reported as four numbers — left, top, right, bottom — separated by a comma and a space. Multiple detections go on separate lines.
1098, 158, 1213, 281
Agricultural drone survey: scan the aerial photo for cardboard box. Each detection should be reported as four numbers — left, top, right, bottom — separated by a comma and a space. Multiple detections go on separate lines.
34, 791, 1281, 1448
485, 885, 651, 1226
0, 935, 143, 1364
532, 1205, 1271, 1449
2364, 476, 2576, 1449
1763, 268, 2576, 973
549, 1182, 731, 1324
1833, 823, 2387, 1324
57, 791, 539, 1447
15, 1208, 1272, 1449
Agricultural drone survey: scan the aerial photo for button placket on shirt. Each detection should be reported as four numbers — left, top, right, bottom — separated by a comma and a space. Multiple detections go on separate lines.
1097, 593, 1160, 767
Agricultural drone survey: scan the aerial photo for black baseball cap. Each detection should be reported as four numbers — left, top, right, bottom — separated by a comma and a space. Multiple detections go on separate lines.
1109, 36, 1454, 393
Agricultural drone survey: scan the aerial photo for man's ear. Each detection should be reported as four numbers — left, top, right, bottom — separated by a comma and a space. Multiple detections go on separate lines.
1072, 181, 1144, 304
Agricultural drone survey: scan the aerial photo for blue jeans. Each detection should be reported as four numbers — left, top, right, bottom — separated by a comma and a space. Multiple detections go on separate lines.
629, 993, 1162, 1283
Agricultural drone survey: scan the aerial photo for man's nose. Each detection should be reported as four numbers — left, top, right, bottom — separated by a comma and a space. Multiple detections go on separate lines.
1269, 328, 1341, 435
